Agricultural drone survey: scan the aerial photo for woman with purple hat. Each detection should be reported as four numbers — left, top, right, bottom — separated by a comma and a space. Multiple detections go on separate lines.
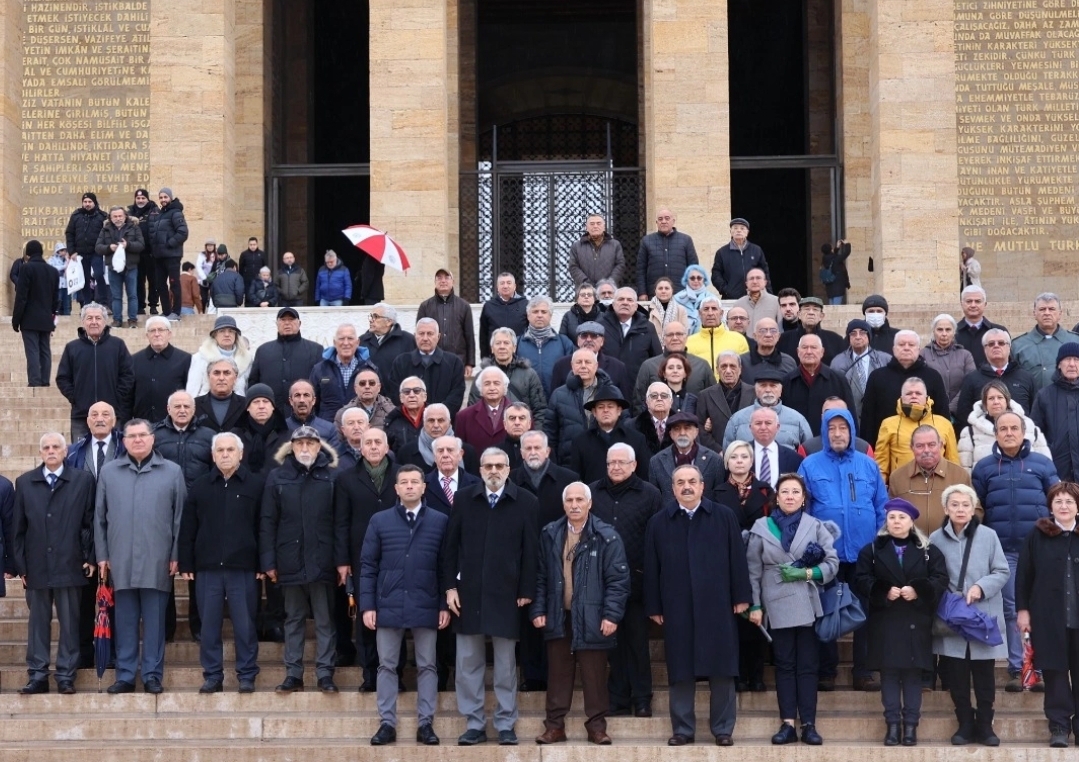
855, 497, 949, 747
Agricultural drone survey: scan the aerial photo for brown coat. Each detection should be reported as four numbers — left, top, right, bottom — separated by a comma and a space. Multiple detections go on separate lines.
888, 457, 973, 535
181, 271, 203, 312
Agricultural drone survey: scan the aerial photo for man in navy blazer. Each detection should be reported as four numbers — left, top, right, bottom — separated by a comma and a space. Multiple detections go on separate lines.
747, 406, 803, 489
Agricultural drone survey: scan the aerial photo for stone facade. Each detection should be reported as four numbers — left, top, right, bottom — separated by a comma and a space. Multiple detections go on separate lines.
0, 0, 22, 314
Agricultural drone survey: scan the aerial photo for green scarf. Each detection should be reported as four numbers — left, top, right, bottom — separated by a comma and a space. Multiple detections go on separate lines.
364, 457, 389, 491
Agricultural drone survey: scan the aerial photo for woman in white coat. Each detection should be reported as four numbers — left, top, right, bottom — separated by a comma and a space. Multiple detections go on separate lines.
958, 380, 1051, 471
930, 484, 1009, 746
185, 315, 254, 397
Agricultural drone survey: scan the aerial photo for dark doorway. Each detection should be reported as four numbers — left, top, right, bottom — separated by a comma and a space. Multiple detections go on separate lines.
269, 0, 370, 298
727, 0, 838, 298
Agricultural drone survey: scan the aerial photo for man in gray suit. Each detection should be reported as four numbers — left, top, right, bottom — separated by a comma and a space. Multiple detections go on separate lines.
648, 413, 724, 501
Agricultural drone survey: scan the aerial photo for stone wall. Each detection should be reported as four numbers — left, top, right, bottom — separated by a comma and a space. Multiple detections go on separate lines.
0, 0, 22, 314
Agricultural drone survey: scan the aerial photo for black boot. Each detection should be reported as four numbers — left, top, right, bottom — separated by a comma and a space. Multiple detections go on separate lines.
951, 708, 976, 745
884, 723, 901, 746
902, 724, 918, 746
975, 708, 1000, 747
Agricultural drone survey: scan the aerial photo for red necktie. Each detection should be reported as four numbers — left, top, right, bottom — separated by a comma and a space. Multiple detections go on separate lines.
996, 368, 1004, 377
441, 476, 454, 505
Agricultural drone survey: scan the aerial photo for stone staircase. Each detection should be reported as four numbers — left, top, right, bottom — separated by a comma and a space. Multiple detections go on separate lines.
0, 303, 1066, 758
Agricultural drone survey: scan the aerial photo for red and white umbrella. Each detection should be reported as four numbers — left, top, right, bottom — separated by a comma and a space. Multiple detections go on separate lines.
342, 225, 411, 272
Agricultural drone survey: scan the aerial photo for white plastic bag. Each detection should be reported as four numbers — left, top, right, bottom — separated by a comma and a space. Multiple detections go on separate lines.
65, 255, 85, 293
112, 242, 126, 273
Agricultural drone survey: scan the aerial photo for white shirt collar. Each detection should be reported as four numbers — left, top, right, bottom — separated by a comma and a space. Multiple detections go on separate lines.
43, 465, 64, 480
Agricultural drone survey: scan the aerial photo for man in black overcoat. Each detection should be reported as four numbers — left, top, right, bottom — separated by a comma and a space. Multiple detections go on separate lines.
644, 463, 752, 746
12, 240, 59, 387
443, 447, 539, 746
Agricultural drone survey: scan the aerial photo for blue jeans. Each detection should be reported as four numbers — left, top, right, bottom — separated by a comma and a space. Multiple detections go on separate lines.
320, 299, 343, 307
1001, 549, 1022, 674
111, 267, 138, 321
114, 588, 169, 684
828, 296, 844, 305
58, 287, 71, 315
181, 307, 196, 316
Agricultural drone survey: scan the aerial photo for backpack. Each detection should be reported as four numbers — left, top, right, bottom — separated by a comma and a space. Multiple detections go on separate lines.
819, 258, 836, 285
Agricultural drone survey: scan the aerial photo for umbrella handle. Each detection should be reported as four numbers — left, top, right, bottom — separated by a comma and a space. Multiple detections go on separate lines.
100, 567, 108, 585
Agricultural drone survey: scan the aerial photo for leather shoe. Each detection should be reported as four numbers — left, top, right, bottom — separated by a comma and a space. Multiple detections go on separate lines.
771, 723, 798, 745
854, 676, 882, 692
238, 680, 256, 694
275, 676, 304, 693
498, 729, 518, 746
317, 677, 338, 693
608, 705, 632, 717
521, 679, 547, 692
588, 730, 612, 745
107, 680, 135, 694
884, 722, 901, 746
19, 680, 48, 695
358, 680, 376, 693
535, 727, 567, 744
715, 734, 734, 746
199, 679, 223, 694
801, 723, 823, 745
416, 724, 440, 746
633, 701, 652, 718
817, 678, 836, 692
668, 734, 694, 746
370, 723, 396, 746
143, 677, 163, 695
457, 729, 488, 746
902, 724, 918, 746
57, 681, 76, 695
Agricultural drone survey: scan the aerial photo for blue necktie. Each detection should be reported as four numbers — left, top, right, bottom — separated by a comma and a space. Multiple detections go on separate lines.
760, 449, 772, 485
47, 473, 57, 491
489, 493, 498, 509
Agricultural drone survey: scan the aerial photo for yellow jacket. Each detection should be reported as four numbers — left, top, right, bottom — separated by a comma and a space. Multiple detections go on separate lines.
686, 326, 749, 368
875, 398, 959, 484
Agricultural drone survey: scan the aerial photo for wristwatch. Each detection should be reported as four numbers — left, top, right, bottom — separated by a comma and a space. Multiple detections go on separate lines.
805, 568, 812, 580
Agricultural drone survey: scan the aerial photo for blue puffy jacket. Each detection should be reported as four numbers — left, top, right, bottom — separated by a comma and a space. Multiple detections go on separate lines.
516, 331, 576, 396
972, 440, 1058, 553
359, 502, 448, 630
314, 264, 352, 303
798, 408, 888, 563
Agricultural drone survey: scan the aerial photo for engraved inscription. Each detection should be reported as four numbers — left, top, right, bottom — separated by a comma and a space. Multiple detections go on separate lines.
21, 1, 151, 243
955, 0, 1079, 260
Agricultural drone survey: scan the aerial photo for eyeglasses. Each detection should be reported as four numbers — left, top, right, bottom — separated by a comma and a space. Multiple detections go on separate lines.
356, 380, 379, 387
688, 275, 704, 281
985, 340, 1009, 347
757, 328, 779, 335
480, 463, 509, 470
369, 314, 386, 320
728, 316, 749, 322
647, 392, 673, 400
401, 387, 425, 395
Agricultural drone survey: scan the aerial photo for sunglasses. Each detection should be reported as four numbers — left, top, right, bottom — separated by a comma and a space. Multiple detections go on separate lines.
401, 387, 425, 395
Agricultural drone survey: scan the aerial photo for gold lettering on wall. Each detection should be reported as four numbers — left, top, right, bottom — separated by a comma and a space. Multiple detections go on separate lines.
21, 1, 151, 242
955, 0, 1079, 263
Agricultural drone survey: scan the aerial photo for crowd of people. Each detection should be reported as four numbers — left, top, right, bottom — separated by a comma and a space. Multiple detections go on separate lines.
6, 207, 1079, 749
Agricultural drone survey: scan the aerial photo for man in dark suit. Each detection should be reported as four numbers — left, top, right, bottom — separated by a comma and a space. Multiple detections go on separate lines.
697, 351, 755, 452
12, 239, 59, 387
13, 431, 95, 694
747, 407, 803, 489
510, 430, 579, 692
443, 447, 539, 746
388, 318, 466, 418
359, 303, 414, 381
131, 316, 192, 423
334, 427, 399, 690
194, 358, 247, 433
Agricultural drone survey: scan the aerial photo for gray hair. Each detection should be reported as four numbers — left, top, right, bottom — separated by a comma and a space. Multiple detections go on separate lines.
415, 317, 439, 332
595, 278, 617, 293
424, 403, 450, 420
995, 411, 1026, 433
324, 249, 337, 261
901, 377, 927, 394
961, 285, 986, 301
145, 315, 171, 333
489, 327, 518, 348
400, 376, 427, 394
167, 390, 194, 407
259, 266, 271, 275
503, 402, 531, 420
699, 294, 723, 308
562, 481, 592, 502
942, 483, 980, 511
39, 431, 67, 449
480, 446, 510, 464
475, 366, 510, 388
520, 430, 548, 448
1034, 292, 1061, 310
876, 520, 931, 549
527, 295, 552, 312
894, 329, 920, 346
80, 302, 108, 321
372, 303, 397, 322
910, 424, 941, 447
336, 406, 370, 429
982, 328, 1011, 347
715, 349, 741, 365
607, 442, 635, 462
433, 434, 462, 451
931, 314, 957, 332
211, 431, 244, 452
207, 357, 239, 377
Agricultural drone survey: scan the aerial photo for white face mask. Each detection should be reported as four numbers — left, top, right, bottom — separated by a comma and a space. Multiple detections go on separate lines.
599, 298, 613, 308
865, 312, 886, 329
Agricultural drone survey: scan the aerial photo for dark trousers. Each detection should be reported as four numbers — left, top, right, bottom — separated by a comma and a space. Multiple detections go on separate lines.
114, 588, 169, 684
26, 586, 81, 683
881, 667, 923, 725
257, 578, 285, 632
165, 579, 200, 640
519, 606, 548, 683
1043, 627, 1079, 733
608, 597, 652, 708
155, 258, 182, 315
21, 330, 52, 387
137, 251, 158, 311
772, 625, 819, 724
820, 562, 870, 679
334, 585, 356, 661
941, 653, 995, 712
80, 254, 109, 305
436, 625, 455, 689
70, 417, 89, 444
737, 613, 767, 686
545, 612, 609, 734
669, 676, 736, 738
354, 614, 379, 682
197, 569, 259, 681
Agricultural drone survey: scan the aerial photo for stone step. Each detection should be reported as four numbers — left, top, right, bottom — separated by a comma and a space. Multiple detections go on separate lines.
0, 705, 1053, 743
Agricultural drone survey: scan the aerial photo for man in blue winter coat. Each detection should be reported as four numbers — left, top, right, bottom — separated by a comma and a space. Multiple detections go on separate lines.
315, 250, 352, 306
361, 465, 450, 746
798, 407, 888, 691
972, 410, 1058, 690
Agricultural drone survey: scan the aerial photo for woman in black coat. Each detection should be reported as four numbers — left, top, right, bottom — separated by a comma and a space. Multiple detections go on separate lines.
855, 498, 949, 747
558, 283, 603, 339
1017, 481, 1079, 748
715, 440, 775, 693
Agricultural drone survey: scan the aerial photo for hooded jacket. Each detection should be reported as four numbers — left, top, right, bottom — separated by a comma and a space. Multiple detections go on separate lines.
569, 232, 625, 287
971, 440, 1058, 553
65, 204, 107, 257
186, 335, 254, 398
314, 263, 352, 303
919, 341, 976, 416
1031, 370, 1079, 481
958, 400, 1051, 471
858, 357, 950, 447
798, 408, 888, 563
516, 330, 576, 397
874, 397, 960, 483
146, 198, 188, 260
